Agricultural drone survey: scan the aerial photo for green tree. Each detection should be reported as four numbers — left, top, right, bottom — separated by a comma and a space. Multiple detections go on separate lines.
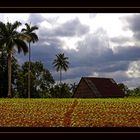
50, 83, 72, 98
128, 86, 140, 97
0, 45, 20, 97
21, 23, 39, 98
118, 83, 129, 95
0, 21, 28, 97
70, 82, 77, 94
52, 53, 69, 84
0, 46, 8, 97
16, 61, 54, 98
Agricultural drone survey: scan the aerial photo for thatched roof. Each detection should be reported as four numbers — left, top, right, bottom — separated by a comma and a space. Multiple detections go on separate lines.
73, 77, 125, 98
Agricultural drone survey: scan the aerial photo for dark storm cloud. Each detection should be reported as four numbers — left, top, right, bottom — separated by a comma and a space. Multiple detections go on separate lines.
29, 39, 64, 71
53, 66, 94, 81
68, 28, 114, 67
38, 18, 89, 37
122, 14, 140, 40
110, 36, 130, 44
54, 29, 127, 81
61, 29, 140, 82
4, 14, 89, 38
114, 46, 140, 61
96, 61, 129, 73
17, 14, 140, 88
98, 70, 130, 82
54, 18, 89, 37
35, 39, 140, 84
123, 14, 140, 32
17, 36, 64, 71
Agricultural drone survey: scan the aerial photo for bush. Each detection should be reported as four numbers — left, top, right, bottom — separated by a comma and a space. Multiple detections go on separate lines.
50, 83, 73, 98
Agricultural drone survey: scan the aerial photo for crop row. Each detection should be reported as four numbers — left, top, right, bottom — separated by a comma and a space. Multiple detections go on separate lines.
0, 98, 140, 127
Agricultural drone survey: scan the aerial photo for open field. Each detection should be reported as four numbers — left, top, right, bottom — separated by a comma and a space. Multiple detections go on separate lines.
0, 98, 140, 127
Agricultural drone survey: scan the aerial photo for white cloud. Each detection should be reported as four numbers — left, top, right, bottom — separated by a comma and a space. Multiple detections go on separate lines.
126, 61, 140, 78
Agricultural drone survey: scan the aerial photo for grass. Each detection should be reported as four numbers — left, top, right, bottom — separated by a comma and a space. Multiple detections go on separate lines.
0, 98, 140, 127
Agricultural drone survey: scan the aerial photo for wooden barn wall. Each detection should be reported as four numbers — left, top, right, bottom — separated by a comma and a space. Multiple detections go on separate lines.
74, 80, 95, 98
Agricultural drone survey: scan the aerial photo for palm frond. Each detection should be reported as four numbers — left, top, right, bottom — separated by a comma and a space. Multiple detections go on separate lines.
11, 21, 21, 32
14, 39, 28, 55
18, 33, 31, 41
0, 38, 7, 46
0, 22, 7, 35
21, 28, 27, 32
30, 33, 39, 43
52, 53, 69, 72
21, 23, 39, 43
25, 23, 30, 31
30, 26, 38, 32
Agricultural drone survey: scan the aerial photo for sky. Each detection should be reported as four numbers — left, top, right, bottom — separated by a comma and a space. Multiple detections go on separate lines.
1, 13, 140, 89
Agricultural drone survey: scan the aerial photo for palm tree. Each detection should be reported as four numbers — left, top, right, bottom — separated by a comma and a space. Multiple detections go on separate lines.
0, 21, 28, 97
21, 23, 38, 98
52, 53, 69, 84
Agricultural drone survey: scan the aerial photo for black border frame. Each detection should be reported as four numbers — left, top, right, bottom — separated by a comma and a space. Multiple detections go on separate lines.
1, 0, 140, 137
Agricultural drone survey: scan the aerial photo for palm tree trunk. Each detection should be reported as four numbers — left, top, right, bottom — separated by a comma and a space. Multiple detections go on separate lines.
60, 69, 62, 95
7, 52, 12, 98
28, 42, 31, 98
60, 69, 62, 85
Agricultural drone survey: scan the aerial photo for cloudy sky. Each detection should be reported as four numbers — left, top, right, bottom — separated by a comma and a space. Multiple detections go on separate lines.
1, 13, 140, 89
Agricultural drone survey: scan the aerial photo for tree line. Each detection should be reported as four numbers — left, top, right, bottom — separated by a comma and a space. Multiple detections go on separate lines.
118, 83, 140, 97
0, 20, 76, 98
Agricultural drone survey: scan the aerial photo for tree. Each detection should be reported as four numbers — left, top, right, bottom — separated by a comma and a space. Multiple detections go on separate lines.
16, 61, 54, 98
130, 86, 140, 97
70, 82, 77, 94
0, 45, 21, 98
50, 83, 72, 98
0, 21, 28, 97
126, 86, 140, 97
21, 23, 39, 98
52, 53, 69, 84
118, 83, 129, 95
0, 46, 8, 97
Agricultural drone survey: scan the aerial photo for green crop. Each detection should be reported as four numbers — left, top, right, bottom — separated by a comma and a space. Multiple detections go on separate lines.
0, 98, 140, 127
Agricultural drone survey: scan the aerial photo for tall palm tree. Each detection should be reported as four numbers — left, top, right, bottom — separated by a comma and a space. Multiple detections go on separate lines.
21, 23, 38, 98
0, 21, 28, 97
52, 53, 69, 84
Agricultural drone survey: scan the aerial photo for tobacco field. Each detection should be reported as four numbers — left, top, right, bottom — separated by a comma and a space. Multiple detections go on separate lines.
0, 98, 140, 127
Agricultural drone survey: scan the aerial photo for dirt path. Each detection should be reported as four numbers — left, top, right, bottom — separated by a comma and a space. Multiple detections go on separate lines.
63, 100, 78, 127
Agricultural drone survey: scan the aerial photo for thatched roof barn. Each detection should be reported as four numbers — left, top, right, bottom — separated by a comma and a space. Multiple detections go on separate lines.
73, 77, 125, 98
